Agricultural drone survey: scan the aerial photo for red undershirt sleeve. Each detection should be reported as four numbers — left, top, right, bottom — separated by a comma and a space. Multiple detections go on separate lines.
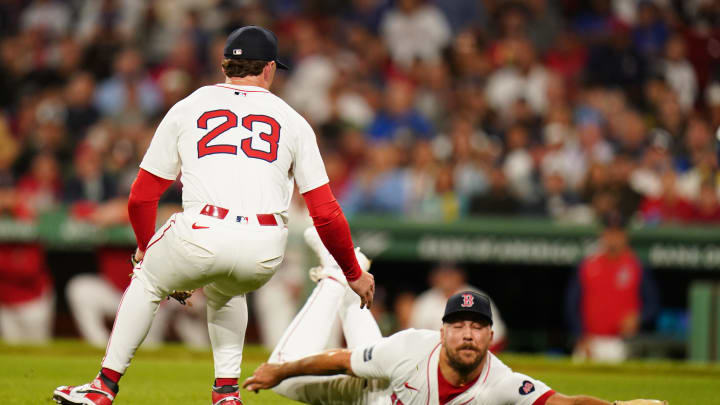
302, 183, 361, 282
128, 169, 174, 252
532, 390, 556, 405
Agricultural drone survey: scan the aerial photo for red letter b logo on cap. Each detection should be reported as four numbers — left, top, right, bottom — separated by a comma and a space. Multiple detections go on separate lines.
461, 293, 474, 308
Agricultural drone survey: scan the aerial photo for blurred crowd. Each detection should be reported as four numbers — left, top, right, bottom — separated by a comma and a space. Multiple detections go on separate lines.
1, 0, 720, 226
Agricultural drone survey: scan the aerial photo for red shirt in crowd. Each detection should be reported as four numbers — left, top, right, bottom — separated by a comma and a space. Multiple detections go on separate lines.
0, 244, 52, 305
578, 249, 642, 336
640, 196, 694, 224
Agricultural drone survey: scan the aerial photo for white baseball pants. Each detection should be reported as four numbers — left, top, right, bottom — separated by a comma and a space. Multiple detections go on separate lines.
269, 279, 387, 405
66, 274, 208, 348
101, 210, 287, 378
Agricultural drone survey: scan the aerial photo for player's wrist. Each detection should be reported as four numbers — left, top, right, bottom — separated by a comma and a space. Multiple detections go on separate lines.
343, 263, 362, 282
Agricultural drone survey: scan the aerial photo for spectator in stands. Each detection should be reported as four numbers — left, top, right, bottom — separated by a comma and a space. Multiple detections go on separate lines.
566, 212, 659, 362
691, 181, 720, 223
409, 262, 507, 351
640, 170, 694, 224
64, 72, 100, 143
608, 154, 644, 221
502, 124, 536, 205
0, 150, 55, 344
0, 240, 54, 344
94, 46, 162, 119
20, 0, 71, 37
341, 141, 409, 215
64, 143, 118, 210
469, 167, 521, 215
379, 0, 451, 69
661, 34, 697, 112
485, 38, 550, 116
366, 79, 433, 141
448, 116, 492, 199
14, 153, 62, 220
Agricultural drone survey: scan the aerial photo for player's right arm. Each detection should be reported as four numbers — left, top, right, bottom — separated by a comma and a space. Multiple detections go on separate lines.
128, 102, 183, 259
243, 329, 413, 392
545, 394, 666, 405
242, 349, 354, 392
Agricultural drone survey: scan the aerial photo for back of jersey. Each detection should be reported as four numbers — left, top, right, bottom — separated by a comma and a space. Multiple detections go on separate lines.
139, 84, 329, 215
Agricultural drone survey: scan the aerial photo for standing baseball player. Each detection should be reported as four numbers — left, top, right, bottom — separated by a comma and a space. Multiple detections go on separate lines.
53, 25, 374, 405
244, 244, 667, 405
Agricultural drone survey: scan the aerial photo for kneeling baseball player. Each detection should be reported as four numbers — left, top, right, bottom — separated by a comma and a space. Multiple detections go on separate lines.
243, 227, 668, 405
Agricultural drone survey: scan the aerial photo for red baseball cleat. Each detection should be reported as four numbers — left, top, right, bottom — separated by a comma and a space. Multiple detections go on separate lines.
53, 374, 118, 405
212, 384, 243, 405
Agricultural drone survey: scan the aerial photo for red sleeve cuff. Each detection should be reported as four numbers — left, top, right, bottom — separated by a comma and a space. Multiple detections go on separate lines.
533, 390, 556, 405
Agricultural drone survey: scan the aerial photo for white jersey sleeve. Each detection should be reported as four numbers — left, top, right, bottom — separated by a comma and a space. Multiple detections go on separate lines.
140, 103, 182, 180
290, 114, 329, 193
489, 371, 554, 405
350, 329, 418, 381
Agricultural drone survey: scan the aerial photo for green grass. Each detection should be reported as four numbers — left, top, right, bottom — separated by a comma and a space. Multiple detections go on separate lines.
1, 341, 718, 404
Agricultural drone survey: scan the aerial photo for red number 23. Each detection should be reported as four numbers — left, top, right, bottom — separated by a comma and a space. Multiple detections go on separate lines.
196, 110, 280, 162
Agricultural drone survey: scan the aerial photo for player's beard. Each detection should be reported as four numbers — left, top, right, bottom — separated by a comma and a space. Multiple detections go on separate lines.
444, 343, 487, 376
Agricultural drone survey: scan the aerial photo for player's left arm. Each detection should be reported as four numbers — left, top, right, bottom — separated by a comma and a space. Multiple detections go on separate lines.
242, 349, 354, 392
544, 393, 611, 405
546, 395, 666, 405
292, 114, 374, 308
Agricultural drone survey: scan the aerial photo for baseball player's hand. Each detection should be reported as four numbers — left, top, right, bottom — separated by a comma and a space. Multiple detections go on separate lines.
133, 248, 144, 264
613, 400, 667, 405
348, 270, 374, 309
242, 362, 284, 392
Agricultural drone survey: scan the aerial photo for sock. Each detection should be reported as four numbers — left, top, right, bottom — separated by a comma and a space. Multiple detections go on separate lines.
100, 367, 122, 384
99, 368, 121, 393
214, 378, 238, 387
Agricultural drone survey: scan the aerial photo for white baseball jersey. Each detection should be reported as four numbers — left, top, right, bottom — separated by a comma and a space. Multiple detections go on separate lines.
140, 83, 329, 216
350, 329, 554, 405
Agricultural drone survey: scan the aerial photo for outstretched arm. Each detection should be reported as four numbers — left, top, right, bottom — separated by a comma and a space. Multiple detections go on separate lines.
243, 349, 354, 392
546, 393, 666, 405
546, 393, 611, 405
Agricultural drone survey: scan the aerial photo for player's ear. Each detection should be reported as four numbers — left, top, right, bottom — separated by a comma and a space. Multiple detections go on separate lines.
263, 61, 276, 82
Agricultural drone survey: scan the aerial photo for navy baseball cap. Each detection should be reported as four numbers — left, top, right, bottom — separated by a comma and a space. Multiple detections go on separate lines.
442, 291, 493, 325
223, 26, 289, 70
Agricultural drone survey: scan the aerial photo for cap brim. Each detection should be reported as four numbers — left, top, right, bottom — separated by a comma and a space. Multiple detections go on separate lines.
442, 310, 493, 325
276, 60, 290, 70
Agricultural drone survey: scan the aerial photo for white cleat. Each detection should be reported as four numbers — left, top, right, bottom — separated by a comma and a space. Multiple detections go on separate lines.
304, 227, 371, 286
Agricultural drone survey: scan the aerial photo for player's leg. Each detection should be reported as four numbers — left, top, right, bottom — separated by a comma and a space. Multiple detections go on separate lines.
203, 282, 247, 405
269, 278, 346, 363
171, 291, 210, 349
101, 275, 165, 373
205, 283, 248, 378
54, 215, 191, 404
66, 275, 122, 347
143, 300, 170, 347
254, 274, 297, 350
338, 286, 382, 349
303, 225, 380, 349
269, 278, 370, 404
